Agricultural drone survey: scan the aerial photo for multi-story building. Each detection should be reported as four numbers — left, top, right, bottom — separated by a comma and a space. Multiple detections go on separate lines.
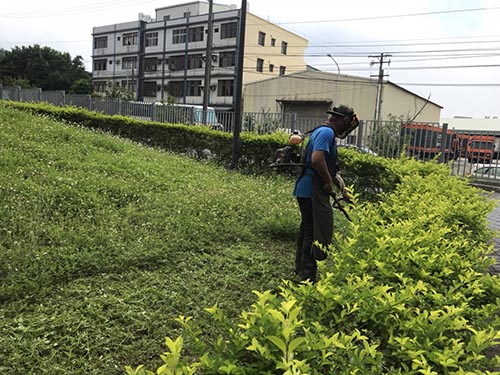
91, 1, 308, 110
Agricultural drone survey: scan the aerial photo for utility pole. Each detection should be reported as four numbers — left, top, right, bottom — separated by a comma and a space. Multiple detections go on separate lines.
369, 53, 391, 122
327, 54, 340, 104
202, 0, 214, 125
230, 0, 246, 169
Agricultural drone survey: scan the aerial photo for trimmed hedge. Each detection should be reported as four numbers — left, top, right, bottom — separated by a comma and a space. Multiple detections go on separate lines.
1, 101, 407, 201
0, 101, 288, 173
126, 158, 500, 375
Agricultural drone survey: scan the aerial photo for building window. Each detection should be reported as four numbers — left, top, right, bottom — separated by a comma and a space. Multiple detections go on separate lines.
173, 28, 186, 44
184, 11, 191, 18
168, 81, 184, 97
281, 41, 288, 55
188, 26, 204, 42
122, 57, 138, 69
221, 22, 237, 39
258, 31, 265, 46
123, 32, 138, 46
93, 81, 107, 92
271, 38, 276, 47
145, 32, 158, 47
187, 80, 202, 96
143, 81, 157, 97
269, 64, 274, 72
94, 59, 107, 71
280, 66, 286, 75
217, 79, 234, 97
94, 36, 107, 49
121, 80, 136, 94
256, 58, 264, 72
168, 55, 185, 71
144, 58, 158, 72
188, 54, 203, 69
219, 51, 235, 67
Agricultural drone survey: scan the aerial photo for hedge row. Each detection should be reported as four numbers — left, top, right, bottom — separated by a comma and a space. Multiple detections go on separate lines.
0, 101, 287, 173
1, 100, 404, 201
127, 159, 500, 375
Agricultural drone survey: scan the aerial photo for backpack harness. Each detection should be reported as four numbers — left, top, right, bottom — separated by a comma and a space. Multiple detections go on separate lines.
269, 124, 351, 221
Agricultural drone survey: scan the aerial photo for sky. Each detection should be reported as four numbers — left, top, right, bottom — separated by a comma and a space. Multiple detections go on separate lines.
1, 0, 500, 119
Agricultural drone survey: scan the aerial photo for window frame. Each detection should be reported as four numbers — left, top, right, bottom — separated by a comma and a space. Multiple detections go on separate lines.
217, 79, 234, 97
188, 26, 204, 42
256, 58, 264, 72
122, 57, 138, 70
123, 32, 138, 46
258, 31, 266, 46
94, 59, 107, 71
219, 51, 235, 68
281, 41, 288, 55
187, 80, 202, 96
172, 28, 187, 44
94, 36, 108, 49
145, 32, 159, 47
220, 22, 237, 39
143, 81, 157, 97
144, 57, 158, 72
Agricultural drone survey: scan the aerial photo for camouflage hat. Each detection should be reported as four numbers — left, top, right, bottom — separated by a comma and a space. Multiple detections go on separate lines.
326, 105, 355, 121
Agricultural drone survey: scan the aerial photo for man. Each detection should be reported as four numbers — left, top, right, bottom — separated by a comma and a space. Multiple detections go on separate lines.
293, 105, 359, 282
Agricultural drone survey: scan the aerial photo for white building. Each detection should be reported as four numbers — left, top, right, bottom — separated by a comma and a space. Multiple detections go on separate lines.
91, 1, 308, 110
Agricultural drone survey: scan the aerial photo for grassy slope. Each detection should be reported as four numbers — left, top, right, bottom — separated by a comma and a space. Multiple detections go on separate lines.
0, 107, 346, 373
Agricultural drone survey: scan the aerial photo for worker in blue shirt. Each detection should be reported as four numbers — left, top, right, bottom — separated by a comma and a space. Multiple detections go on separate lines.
293, 105, 359, 282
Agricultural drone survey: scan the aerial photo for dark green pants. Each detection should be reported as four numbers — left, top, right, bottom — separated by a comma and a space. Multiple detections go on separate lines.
295, 175, 333, 281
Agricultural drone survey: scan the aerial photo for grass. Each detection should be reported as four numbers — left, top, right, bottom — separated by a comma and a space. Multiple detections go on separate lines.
0, 107, 351, 374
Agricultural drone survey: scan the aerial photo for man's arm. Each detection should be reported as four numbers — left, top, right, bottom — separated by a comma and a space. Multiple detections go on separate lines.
311, 150, 334, 194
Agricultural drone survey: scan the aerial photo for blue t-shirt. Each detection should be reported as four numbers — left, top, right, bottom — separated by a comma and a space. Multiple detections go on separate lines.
293, 125, 336, 198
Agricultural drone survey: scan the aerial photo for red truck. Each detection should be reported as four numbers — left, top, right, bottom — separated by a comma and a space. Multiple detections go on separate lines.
401, 123, 455, 161
466, 134, 495, 163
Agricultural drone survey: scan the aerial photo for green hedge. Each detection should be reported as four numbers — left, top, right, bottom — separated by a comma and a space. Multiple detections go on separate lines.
1, 101, 406, 201
126, 159, 500, 375
0, 101, 287, 173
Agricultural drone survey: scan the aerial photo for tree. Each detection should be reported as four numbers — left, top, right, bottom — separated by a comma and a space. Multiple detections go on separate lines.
0, 45, 90, 91
70, 78, 93, 94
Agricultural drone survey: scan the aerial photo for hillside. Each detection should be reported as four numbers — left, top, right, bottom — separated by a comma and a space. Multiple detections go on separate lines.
0, 106, 312, 373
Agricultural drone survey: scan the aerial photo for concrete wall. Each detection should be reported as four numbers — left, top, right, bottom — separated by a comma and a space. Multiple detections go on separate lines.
383, 83, 441, 123
243, 70, 378, 120
243, 70, 442, 122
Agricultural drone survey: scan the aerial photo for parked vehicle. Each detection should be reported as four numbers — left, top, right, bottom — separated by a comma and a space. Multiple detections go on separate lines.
469, 163, 500, 182
153, 103, 223, 130
400, 123, 454, 161
125, 101, 223, 129
466, 135, 495, 163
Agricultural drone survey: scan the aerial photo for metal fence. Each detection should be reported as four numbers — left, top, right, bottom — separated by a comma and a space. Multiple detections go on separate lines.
2, 85, 500, 186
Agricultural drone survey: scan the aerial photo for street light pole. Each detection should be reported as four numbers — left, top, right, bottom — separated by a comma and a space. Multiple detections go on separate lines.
327, 53, 340, 104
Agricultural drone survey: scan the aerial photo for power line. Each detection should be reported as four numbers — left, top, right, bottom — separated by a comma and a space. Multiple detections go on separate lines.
0, 0, 158, 18
249, 6, 500, 25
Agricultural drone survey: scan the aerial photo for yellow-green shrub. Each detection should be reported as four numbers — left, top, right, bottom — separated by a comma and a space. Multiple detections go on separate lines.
127, 155, 500, 374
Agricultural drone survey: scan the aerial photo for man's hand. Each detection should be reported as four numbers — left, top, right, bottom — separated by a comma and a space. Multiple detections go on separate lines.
335, 173, 346, 192
323, 180, 334, 194
335, 173, 353, 202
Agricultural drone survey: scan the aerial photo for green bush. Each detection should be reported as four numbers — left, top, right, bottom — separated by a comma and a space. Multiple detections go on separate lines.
0, 101, 287, 173
126, 162, 500, 375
